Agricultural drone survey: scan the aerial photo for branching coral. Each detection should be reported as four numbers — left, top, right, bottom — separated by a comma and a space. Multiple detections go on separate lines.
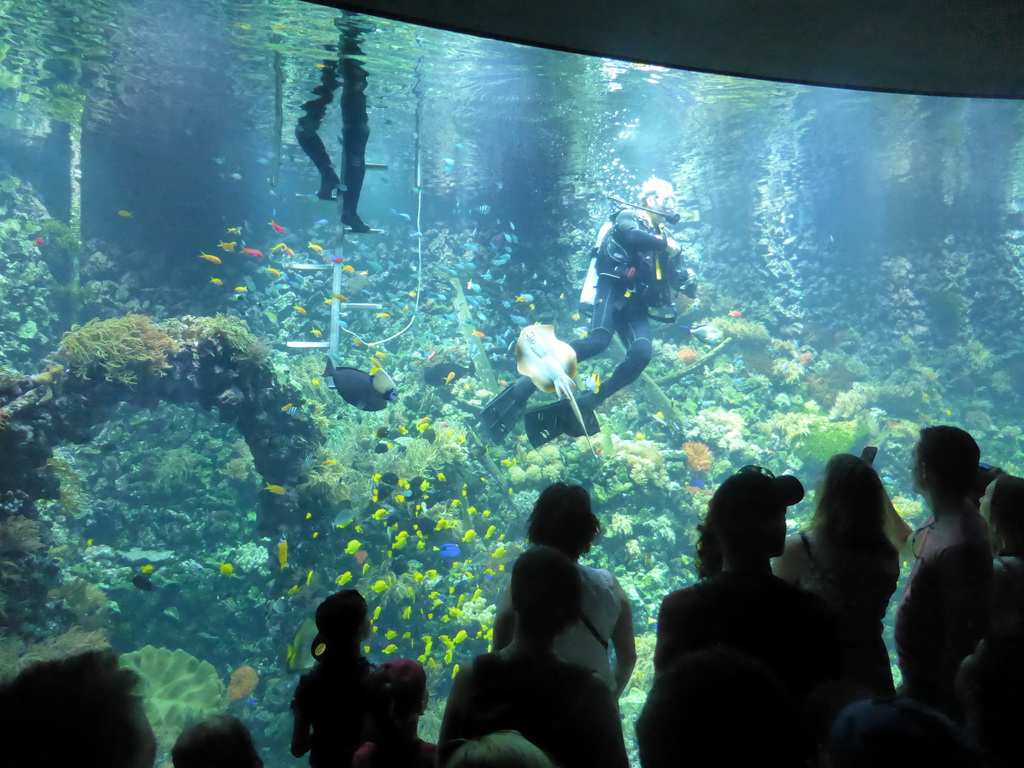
0, 516, 44, 559
682, 441, 713, 472
51, 579, 112, 631
57, 314, 179, 385
0, 627, 111, 681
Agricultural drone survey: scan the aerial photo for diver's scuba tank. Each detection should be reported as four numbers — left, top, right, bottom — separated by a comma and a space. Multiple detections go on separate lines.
579, 220, 613, 306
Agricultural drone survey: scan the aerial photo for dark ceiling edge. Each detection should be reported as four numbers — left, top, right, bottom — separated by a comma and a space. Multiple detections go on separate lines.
313, 1, 1024, 100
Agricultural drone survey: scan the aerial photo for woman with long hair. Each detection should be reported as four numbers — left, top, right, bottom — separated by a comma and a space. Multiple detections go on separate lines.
773, 453, 905, 695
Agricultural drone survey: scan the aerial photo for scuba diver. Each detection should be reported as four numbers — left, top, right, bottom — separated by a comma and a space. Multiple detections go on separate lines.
479, 177, 698, 446
295, 16, 371, 232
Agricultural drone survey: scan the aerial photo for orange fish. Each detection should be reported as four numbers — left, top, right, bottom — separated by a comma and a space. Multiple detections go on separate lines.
209, 278, 224, 285
354, 549, 370, 565
267, 268, 282, 278
472, 331, 487, 339
333, 293, 347, 302
242, 248, 263, 258
269, 221, 286, 234
198, 252, 221, 264
728, 310, 743, 317
799, 352, 813, 366
294, 305, 307, 315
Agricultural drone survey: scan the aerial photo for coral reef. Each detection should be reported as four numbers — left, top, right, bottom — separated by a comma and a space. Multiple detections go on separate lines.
0, 627, 110, 682
119, 645, 226, 744
792, 418, 869, 466
57, 314, 179, 385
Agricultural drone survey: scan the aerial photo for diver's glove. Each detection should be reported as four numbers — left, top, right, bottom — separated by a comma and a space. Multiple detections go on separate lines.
663, 236, 682, 255
677, 267, 698, 299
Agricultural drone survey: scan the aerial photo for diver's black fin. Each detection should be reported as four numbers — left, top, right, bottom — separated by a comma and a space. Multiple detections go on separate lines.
524, 398, 600, 449
478, 379, 532, 444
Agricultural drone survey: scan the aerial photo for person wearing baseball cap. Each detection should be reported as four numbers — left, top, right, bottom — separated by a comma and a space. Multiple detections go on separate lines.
655, 466, 843, 710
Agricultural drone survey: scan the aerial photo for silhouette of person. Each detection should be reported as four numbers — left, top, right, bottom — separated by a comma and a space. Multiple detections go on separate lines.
492, 483, 636, 695
291, 589, 374, 768
896, 426, 992, 718
656, 466, 842, 706
441, 546, 628, 768
773, 453, 904, 695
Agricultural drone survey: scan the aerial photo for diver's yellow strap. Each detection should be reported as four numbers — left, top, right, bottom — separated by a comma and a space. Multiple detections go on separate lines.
655, 253, 662, 280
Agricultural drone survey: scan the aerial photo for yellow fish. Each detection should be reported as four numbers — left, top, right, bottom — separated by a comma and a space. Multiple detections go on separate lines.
343, 265, 356, 274
311, 329, 323, 337
209, 277, 224, 285
278, 539, 288, 569
281, 403, 294, 411
444, 371, 455, 385
437, 472, 447, 482
234, 286, 248, 293
199, 252, 221, 264
294, 305, 307, 314
372, 508, 388, 520
271, 243, 288, 252
220, 563, 234, 576
462, 530, 477, 542
140, 564, 154, 573
376, 313, 391, 319
118, 210, 132, 217
308, 242, 323, 252
344, 540, 362, 555
333, 293, 347, 302
484, 525, 496, 539
372, 579, 389, 593
265, 483, 286, 494
306, 570, 314, 586
227, 227, 242, 235
218, 241, 237, 251
383, 644, 398, 654
267, 267, 282, 278
312, 378, 321, 387
336, 571, 352, 585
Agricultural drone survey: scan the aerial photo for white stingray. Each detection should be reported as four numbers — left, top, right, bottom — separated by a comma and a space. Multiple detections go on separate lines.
515, 324, 597, 456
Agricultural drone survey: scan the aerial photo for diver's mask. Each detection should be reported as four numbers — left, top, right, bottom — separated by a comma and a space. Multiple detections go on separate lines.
648, 194, 681, 224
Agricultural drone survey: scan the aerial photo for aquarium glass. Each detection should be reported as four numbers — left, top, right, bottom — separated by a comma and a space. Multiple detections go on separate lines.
2, 0, 1023, 762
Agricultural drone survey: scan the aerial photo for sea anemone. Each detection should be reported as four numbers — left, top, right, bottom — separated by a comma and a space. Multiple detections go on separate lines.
683, 441, 713, 473
227, 664, 258, 699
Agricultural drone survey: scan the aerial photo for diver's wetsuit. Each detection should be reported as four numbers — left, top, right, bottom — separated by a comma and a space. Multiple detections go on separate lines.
481, 208, 688, 443
295, 18, 370, 231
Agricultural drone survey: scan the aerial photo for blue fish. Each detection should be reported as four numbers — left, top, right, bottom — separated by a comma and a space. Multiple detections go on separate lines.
689, 479, 705, 488
314, 218, 329, 225
510, 315, 528, 324
367, 261, 384, 271
438, 543, 461, 558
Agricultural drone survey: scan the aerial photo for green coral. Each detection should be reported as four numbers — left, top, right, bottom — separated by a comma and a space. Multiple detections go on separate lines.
118, 645, 226, 744
793, 418, 869, 466
710, 315, 770, 341
57, 314, 179, 385
173, 314, 270, 366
